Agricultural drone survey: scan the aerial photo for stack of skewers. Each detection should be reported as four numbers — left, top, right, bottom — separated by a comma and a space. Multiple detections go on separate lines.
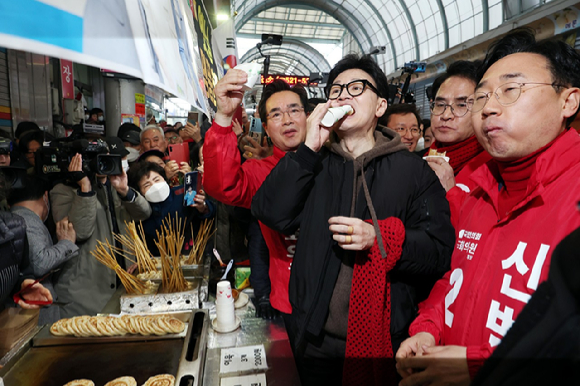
91, 213, 215, 296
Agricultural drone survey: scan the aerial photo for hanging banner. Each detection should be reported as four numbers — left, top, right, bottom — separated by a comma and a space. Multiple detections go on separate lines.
60, 59, 74, 99
0, 0, 208, 115
192, 0, 219, 117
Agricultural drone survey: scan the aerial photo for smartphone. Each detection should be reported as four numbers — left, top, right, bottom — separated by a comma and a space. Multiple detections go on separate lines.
187, 111, 198, 126
249, 116, 264, 145
168, 143, 190, 165
183, 171, 200, 206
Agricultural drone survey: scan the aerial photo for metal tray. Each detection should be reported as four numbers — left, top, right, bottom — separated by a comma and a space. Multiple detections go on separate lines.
120, 279, 202, 314
0, 310, 209, 386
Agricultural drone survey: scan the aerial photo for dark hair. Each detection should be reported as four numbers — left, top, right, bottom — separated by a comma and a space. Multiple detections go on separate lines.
422, 118, 431, 130
128, 161, 167, 193
15, 121, 40, 139
7, 175, 49, 206
381, 103, 421, 129
18, 131, 44, 155
258, 80, 309, 124
325, 54, 389, 100
478, 27, 580, 125
164, 128, 179, 136
307, 97, 326, 111
431, 60, 482, 98
90, 108, 103, 116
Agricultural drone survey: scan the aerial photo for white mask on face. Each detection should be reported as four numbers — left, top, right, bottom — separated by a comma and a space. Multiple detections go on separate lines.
144, 181, 170, 203
85, 114, 90, 121
126, 147, 140, 162
98, 115, 104, 122
122, 159, 130, 173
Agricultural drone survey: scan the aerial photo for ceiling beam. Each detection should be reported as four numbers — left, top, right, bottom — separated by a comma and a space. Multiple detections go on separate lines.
433, 0, 449, 50
237, 33, 341, 45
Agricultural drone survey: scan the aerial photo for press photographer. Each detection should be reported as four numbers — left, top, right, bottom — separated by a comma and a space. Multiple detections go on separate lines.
48, 137, 151, 318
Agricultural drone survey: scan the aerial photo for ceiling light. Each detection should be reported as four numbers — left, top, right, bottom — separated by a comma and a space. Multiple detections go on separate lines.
217, 14, 229, 21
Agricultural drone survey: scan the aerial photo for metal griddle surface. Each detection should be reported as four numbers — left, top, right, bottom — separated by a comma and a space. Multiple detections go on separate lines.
2, 339, 183, 386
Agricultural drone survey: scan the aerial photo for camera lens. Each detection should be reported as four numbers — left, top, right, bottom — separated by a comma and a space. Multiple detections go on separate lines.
96, 154, 122, 175
98, 156, 115, 174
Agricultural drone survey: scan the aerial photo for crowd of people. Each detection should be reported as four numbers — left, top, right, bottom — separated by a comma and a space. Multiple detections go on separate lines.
1, 28, 580, 385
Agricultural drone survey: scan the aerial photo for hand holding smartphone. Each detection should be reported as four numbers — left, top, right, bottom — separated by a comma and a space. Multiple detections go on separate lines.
184, 171, 202, 206
248, 116, 264, 146
168, 143, 190, 165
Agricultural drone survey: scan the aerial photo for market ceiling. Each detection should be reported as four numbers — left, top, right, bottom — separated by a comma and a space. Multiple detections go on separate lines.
233, 0, 543, 75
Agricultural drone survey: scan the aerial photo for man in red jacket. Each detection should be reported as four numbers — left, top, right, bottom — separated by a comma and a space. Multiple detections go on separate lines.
203, 69, 308, 317
396, 29, 580, 385
425, 60, 492, 227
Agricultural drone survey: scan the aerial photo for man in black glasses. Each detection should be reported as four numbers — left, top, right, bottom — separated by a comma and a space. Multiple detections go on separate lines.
203, 72, 308, 323
397, 28, 580, 386
425, 60, 492, 227
253, 54, 454, 386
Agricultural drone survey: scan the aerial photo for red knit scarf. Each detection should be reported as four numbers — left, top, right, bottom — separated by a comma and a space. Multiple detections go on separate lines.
343, 217, 406, 386
430, 135, 484, 175
495, 130, 566, 217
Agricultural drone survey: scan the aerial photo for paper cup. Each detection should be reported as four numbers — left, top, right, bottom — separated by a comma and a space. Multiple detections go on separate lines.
320, 105, 353, 127
216, 300, 236, 330
235, 62, 262, 91
216, 280, 234, 303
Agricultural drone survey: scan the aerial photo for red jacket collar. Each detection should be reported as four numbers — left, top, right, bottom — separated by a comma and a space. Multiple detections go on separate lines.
471, 129, 580, 214
272, 146, 286, 161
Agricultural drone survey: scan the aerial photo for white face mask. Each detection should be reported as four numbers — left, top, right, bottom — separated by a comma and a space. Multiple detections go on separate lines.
85, 114, 90, 120
144, 181, 170, 203
122, 159, 130, 173
98, 116, 104, 122
126, 147, 140, 162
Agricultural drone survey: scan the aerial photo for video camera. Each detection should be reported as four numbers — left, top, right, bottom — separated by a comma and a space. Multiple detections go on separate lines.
402, 61, 427, 74
36, 138, 122, 178
0, 138, 12, 155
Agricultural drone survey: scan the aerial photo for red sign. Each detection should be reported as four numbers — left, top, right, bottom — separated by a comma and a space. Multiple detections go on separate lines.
261, 74, 312, 86
135, 103, 145, 116
60, 59, 74, 99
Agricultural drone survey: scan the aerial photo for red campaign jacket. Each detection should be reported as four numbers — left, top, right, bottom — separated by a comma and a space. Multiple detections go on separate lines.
203, 121, 295, 313
409, 129, 580, 378
446, 151, 493, 229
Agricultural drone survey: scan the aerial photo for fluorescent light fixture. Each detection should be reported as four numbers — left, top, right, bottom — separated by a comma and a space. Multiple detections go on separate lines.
217, 13, 229, 21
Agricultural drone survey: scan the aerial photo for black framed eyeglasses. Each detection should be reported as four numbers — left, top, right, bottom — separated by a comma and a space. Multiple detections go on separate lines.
470, 82, 565, 113
327, 79, 380, 100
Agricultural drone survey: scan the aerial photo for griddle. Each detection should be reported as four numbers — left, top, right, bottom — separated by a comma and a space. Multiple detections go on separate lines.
0, 310, 209, 386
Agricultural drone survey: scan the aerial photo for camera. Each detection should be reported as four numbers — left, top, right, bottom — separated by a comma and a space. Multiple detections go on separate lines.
0, 138, 12, 155
36, 138, 122, 178
402, 61, 427, 74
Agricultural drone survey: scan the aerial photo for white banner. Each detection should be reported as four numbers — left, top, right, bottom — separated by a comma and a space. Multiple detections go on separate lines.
0, 0, 208, 115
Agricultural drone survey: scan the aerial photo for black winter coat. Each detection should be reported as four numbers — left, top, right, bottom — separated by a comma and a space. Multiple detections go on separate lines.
252, 128, 455, 351
0, 211, 30, 310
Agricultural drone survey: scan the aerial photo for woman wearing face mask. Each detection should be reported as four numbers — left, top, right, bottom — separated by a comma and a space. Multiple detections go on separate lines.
128, 162, 215, 257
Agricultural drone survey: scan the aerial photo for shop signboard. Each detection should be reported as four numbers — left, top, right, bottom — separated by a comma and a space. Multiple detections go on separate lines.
135, 93, 145, 105
60, 59, 74, 99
